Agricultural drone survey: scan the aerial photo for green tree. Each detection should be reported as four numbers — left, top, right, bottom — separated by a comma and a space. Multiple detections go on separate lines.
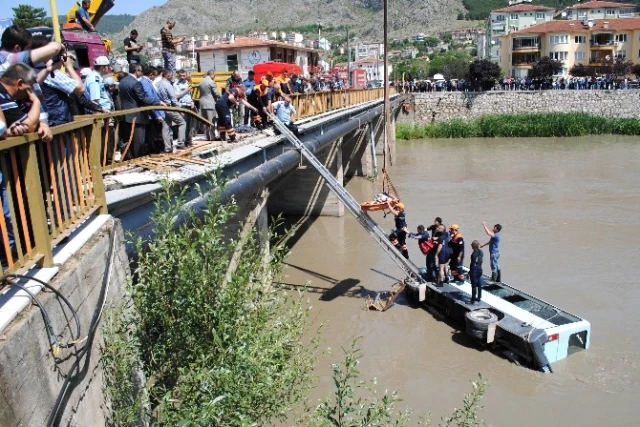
569, 63, 595, 77
424, 36, 440, 48
11, 5, 50, 28
429, 50, 472, 79
467, 58, 502, 90
531, 56, 563, 80
631, 63, 640, 78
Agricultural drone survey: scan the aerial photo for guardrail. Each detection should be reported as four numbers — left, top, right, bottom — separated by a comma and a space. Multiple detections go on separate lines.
0, 117, 107, 274
0, 87, 390, 275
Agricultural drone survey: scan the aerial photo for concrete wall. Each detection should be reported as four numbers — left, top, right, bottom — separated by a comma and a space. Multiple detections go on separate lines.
0, 218, 129, 427
400, 90, 640, 124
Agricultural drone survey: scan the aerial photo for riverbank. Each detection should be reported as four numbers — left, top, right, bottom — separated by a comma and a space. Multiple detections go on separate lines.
396, 113, 640, 139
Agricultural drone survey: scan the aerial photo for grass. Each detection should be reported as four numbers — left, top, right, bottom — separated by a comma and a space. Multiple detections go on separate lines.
396, 113, 640, 139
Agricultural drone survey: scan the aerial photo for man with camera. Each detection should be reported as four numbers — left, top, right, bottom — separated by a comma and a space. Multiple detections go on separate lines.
30, 35, 84, 126
123, 29, 143, 65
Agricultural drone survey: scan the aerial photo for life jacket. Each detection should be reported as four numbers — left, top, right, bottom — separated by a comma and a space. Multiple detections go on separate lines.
419, 239, 436, 255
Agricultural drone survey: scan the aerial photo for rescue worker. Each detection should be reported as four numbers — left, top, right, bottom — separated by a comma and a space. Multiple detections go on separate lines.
260, 72, 274, 123
248, 75, 268, 130
448, 224, 465, 281
435, 230, 450, 286
481, 222, 502, 283
389, 232, 408, 260
214, 87, 258, 142
469, 240, 484, 303
387, 201, 408, 259
408, 224, 431, 266
243, 70, 256, 126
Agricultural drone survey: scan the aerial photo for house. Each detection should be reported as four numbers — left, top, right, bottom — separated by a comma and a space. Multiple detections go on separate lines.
485, 3, 556, 61
499, 15, 640, 78
353, 42, 383, 60
196, 37, 321, 78
562, 0, 637, 20
402, 46, 419, 59
352, 56, 393, 81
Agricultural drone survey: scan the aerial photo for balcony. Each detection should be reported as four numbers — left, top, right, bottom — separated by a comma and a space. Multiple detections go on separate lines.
590, 37, 614, 49
513, 38, 540, 52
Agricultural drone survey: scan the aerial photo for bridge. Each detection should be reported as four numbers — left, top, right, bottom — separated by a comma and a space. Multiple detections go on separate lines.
0, 88, 406, 426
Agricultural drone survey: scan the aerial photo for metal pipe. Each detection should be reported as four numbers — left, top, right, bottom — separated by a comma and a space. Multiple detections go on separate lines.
368, 120, 378, 178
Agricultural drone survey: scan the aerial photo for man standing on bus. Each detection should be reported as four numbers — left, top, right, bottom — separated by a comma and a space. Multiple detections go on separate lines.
481, 222, 502, 283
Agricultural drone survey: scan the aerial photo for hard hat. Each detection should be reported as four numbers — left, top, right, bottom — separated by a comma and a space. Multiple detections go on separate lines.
94, 56, 110, 66
449, 224, 460, 231
396, 202, 404, 210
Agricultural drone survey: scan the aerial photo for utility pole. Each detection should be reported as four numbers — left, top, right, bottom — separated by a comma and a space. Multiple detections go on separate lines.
383, 0, 391, 165
346, 26, 351, 87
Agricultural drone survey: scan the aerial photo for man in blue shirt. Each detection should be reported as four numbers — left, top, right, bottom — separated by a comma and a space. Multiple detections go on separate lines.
243, 70, 256, 126
481, 222, 502, 283
76, 0, 95, 32
174, 69, 194, 146
84, 56, 112, 113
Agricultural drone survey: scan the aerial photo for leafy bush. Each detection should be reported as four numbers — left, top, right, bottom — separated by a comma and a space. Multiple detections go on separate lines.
300, 339, 488, 427
103, 182, 319, 426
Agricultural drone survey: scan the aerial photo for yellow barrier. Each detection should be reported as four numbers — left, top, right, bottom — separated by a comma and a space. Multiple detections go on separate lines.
190, 71, 234, 100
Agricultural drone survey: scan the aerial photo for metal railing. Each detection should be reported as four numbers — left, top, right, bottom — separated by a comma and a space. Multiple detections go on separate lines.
0, 87, 389, 275
0, 117, 107, 274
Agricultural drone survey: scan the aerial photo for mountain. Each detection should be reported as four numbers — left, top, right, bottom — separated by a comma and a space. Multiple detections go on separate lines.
111, 0, 469, 41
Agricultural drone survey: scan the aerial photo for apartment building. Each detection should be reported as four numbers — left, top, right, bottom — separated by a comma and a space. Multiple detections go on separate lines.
353, 42, 383, 60
501, 17, 640, 78
485, 3, 556, 62
562, 0, 637, 20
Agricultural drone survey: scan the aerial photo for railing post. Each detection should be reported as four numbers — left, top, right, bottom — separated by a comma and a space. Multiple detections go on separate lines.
88, 119, 108, 214
22, 142, 53, 267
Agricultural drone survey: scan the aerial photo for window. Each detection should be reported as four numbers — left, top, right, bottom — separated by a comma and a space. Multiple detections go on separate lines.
549, 51, 568, 60
226, 54, 238, 71
511, 13, 519, 20
536, 12, 545, 19
617, 50, 627, 59
615, 34, 628, 43
577, 11, 586, 18
606, 9, 615, 16
575, 51, 586, 60
496, 15, 505, 22
549, 35, 568, 44
575, 35, 586, 44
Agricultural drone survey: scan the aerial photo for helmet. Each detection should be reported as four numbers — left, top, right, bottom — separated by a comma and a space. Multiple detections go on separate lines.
449, 224, 460, 232
94, 56, 110, 66
395, 202, 404, 210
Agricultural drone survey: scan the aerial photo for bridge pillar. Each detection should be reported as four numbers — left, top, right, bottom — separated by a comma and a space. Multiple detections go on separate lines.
267, 138, 344, 217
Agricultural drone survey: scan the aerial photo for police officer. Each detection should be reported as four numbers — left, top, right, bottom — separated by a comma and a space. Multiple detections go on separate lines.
83, 56, 112, 113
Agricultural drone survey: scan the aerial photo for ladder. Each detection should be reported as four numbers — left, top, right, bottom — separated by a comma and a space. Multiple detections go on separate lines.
271, 116, 426, 283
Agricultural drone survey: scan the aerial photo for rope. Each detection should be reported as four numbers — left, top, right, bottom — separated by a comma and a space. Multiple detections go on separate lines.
382, 168, 400, 199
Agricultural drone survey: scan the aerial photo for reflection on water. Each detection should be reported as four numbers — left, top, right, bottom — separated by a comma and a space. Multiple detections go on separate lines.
281, 136, 640, 426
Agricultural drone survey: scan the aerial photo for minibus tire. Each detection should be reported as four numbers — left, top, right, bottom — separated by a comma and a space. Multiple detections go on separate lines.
465, 309, 498, 331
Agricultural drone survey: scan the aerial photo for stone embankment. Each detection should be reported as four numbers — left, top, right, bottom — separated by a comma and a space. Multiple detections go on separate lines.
399, 91, 640, 124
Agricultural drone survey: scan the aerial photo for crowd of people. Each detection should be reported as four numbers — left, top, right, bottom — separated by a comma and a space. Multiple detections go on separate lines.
396, 74, 640, 93
385, 201, 502, 304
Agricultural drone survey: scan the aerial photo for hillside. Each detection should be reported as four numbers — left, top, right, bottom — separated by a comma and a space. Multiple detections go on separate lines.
111, 0, 468, 41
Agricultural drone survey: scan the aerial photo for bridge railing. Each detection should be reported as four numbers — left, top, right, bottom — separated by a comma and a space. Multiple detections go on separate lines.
0, 87, 391, 275
0, 117, 107, 274
291, 87, 395, 119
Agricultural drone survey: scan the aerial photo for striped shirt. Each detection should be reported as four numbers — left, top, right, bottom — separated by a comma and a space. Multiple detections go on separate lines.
160, 26, 175, 52
0, 50, 49, 123
0, 83, 28, 128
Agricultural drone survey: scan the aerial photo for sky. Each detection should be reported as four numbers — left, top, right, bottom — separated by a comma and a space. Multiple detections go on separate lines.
0, 0, 167, 19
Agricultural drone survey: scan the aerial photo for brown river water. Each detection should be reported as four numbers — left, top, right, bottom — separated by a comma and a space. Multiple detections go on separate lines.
280, 136, 640, 426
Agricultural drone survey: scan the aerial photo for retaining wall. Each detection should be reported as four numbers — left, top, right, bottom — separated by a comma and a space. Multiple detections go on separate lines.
399, 90, 640, 124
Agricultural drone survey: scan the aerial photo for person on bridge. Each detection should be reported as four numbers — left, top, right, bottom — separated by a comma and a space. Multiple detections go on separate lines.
215, 87, 258, 143
481, 222, 502, 283
469, 240, 484, 303
272, 96, 298, 136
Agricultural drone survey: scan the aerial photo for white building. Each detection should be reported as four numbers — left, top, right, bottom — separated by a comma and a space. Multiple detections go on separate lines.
486, 2, 556, 62
402, 46, 419, 58
196, 37, 321, 79
318, 38, 331, 50
353, 56, 392, 81
353, 42, 383, 60
562, 0, 637, 20
287, 32, 304, 45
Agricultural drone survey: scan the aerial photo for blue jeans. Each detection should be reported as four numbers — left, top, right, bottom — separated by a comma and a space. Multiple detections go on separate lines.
162, 51, 176, 74
0, 171, 15, 266
490, 251, 500, 273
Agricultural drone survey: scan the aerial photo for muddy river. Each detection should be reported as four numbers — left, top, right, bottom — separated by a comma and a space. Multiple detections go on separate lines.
280, 136, 640, 426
